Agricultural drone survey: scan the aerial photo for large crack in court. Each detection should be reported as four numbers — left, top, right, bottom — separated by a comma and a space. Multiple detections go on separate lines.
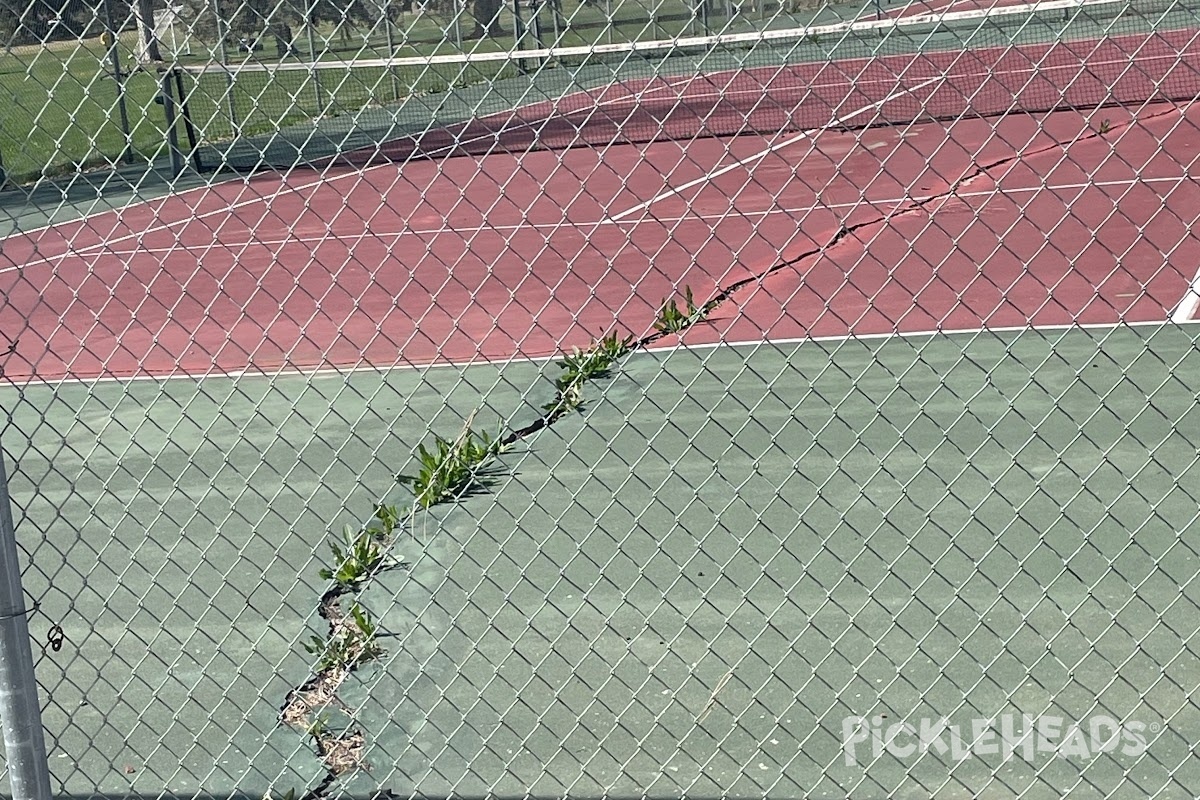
708, 103, 1185, 317
278, 102, 1184, 799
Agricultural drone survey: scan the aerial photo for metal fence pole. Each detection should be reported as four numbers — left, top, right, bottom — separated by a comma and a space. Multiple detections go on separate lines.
383, 7, 401, 100
212, 0, 240, 133
305, 4, 326, 115
158, 70, 186, 176
0, 450, 53, 800
174, 68, 203, 172
131, 0, 189, 174
102, 0, 136, 164
511, 0, 529, 74
531, 0, 545, 48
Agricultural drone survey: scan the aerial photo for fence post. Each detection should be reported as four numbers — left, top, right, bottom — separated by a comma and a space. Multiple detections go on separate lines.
0, 450, 53, 800
383, 8, 401, 101
132, 0, 187, 175
530, 0, 545, 48
174, 68, 203, 172
305, 3, 326, 115
511, 0, 529, 74
212, 0, 239, 133
102, 0, 136, 165
158, 70, 186, 177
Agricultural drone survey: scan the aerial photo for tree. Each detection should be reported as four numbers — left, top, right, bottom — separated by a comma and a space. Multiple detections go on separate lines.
308, 0, 377, 48
178, 0, 379, 55
469, 0, 501, 37
178, 0, 274, 47
1, 0, 103, 45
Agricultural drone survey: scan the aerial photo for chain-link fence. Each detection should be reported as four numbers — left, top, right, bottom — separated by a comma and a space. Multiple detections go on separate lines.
2, 0, 1200, 796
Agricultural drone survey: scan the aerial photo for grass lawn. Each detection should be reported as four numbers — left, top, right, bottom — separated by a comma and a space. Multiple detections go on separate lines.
1, 33, 173, 184
0, 0, 771, 185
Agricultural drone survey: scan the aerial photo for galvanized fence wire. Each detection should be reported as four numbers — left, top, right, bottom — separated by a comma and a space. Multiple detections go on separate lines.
1, 0, 1200, 797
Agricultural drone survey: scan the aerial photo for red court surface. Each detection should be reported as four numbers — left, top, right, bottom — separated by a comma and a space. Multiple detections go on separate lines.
371, 28, 1200, 160
2, 40, 1199, 382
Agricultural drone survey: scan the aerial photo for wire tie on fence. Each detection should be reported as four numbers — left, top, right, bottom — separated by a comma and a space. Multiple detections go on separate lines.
0, 598, 38, 621
47, 623, 65, 652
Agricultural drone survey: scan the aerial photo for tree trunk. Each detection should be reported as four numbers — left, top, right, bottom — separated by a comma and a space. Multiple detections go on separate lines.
471, 0, 503, 37
271, 22, 298, 56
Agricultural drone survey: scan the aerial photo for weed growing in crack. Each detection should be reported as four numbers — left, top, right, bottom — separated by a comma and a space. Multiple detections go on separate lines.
304, 603, 384, 673
1098, 118, 1113, 135
367, 503, 404, 542
303, 632, 352, 674
317, 729, 367, 775
556, 333, 633, 390
307, 713, 331, 739
542, 382, 586, 417
348, 602, 380, 642
304, 713, 370, 777
319, 525, 387, 592
397, 423, 508, 509
280, 677, 342, 730
541, 332, 634, 417
654, 286, 714, 334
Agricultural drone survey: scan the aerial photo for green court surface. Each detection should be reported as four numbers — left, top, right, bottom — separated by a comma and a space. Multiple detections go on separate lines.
5, 324, 1198, 797
0, 163, 213, 237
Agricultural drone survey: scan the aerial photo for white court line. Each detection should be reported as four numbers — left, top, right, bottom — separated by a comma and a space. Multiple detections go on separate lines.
5, 162, 393, 243
2, 72, 693, 248
5, 319, 1189, 389
1171, 270, 1200, 323
871, 0, 972, 22
609, 76, 943, 221
2, 174, 1191, 267
6, 45, 1183, 270
181, 0, 1119, 73
2, 163, 401, 271
862, 0, 952, 23
1, 74, 705, 274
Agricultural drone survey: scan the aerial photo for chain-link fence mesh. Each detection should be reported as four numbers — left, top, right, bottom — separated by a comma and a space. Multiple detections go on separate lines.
2, 0, 1200, 796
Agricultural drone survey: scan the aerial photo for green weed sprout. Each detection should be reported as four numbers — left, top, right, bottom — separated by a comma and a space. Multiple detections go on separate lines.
556, 332, 633, 389
542, 382, 586, 417
366, 503, 403, 542
319, 525, 387, 591
304, 603, 384, 673
397, 415, 508, 509
654, 286, 713, 334
349, 602, 379, 641
542, 332, 633, 416
307, 714, 330, 739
